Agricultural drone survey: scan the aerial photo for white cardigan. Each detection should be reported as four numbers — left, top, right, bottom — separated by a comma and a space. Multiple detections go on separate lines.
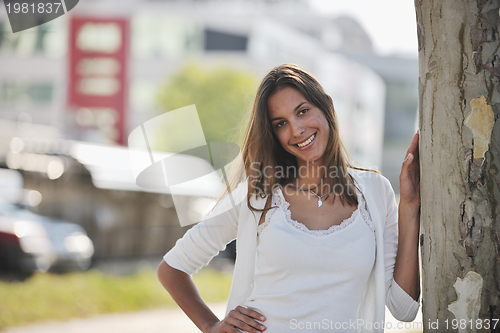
164, 169, 420, 332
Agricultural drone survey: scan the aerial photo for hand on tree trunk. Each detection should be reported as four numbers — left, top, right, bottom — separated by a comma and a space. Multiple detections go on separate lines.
399, 130, 421, 213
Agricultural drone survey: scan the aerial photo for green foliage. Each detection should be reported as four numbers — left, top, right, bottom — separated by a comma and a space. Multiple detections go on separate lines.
156, 62, 258, 151
0, 268, 232, 330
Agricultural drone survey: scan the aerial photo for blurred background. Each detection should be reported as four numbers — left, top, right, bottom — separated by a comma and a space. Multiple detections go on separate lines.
0, 0, 420, 331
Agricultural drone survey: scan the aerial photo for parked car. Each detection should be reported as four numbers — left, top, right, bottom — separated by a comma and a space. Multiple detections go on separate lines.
0, 200, 94, 279
41, 218, 94, 272
0, 215, 53, 280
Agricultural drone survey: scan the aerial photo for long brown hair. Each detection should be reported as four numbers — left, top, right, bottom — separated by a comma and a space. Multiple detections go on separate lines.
238, 63, 378, 212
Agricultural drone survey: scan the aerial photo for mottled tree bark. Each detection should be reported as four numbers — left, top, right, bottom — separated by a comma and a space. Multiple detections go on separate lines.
415, 0, 500, 332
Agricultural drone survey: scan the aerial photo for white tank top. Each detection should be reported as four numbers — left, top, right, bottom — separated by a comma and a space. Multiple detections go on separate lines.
243, 187, 376, 332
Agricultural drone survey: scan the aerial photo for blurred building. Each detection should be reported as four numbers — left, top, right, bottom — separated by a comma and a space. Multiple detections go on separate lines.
0, 0, 417, 258
0, 0, 387, 164
324, 18, 418, 192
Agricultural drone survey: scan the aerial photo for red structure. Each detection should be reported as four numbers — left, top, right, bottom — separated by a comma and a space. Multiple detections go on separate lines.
68, 16, 129, 145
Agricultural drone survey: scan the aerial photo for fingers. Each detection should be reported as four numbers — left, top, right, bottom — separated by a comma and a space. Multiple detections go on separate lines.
402, 133, 421, 178
235, 306, 266, 322
223, 306, 266, 333
403, 152, 413, 164
405, 131, 419, 160
402, 151, 420, 172
413, 130, 420, 161
403, 131, 420, 172
401, 153, 415, 176
401, 134, 421, 191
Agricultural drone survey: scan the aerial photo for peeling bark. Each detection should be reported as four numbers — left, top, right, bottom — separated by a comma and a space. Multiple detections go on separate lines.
448, 271, 484, 333
415, 0, 500, 332
465, 96, 495, 160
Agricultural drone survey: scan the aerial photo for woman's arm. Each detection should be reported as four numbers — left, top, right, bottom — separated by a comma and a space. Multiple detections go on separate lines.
157, 260, 219, 332
157, 181, 267, 332
157, 260, 266, 333
393, 131, 421, 300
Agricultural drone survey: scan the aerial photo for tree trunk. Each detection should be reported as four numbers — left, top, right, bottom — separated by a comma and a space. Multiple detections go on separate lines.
415, 0, 500, 332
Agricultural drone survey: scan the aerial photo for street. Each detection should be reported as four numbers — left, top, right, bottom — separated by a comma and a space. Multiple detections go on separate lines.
5, 304, 422, 333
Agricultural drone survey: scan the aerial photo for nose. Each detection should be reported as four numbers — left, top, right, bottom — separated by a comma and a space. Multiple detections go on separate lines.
289, 119, 305, 138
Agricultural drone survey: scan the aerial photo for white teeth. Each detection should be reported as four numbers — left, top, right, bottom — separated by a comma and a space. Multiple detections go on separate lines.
297, 133, 315, 147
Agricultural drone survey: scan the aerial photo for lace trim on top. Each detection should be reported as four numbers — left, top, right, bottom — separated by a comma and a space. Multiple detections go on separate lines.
257, 186, 374, 236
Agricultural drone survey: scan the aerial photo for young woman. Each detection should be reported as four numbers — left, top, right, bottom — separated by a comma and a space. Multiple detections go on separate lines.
158, 64, 420, 333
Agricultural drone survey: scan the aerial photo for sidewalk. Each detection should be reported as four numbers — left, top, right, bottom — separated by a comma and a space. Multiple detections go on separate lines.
4, 303, 227, 333
5, 304, 422, 333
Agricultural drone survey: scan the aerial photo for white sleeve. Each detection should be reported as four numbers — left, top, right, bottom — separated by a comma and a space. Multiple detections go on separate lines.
163, 182, 246, 275
382, 177, 420, 321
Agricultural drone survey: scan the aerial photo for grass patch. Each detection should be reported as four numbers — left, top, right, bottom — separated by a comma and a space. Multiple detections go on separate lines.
0, 267, 232, 331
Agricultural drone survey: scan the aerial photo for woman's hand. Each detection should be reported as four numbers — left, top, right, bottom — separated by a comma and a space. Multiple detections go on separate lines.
399, 131, 420, 210
393, 130, 421, 301
158, 262, 265, 333
205, 306, 266, 333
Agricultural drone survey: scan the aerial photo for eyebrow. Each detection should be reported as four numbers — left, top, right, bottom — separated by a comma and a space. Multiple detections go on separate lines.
270, 101, 307, 122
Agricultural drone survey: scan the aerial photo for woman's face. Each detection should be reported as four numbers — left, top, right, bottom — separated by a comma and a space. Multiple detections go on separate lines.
267, 86, 330, 167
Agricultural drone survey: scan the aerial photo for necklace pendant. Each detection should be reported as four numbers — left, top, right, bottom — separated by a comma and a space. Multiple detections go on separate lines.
317, 198, 322, 207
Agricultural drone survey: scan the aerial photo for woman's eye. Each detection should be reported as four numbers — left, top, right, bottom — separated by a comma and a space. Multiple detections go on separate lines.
299, 108, 309, 115
276, 121, 285, 128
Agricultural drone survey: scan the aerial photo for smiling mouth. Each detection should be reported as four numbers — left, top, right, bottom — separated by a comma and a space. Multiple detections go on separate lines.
295, 133, 316, 148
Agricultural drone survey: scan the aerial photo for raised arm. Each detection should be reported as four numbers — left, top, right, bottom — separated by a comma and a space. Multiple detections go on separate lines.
393, 131, 420, 300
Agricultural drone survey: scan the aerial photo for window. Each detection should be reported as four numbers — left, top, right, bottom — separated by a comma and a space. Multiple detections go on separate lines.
0, 19, 67, 58
1, 81, 53, 104
131, 14, 203, 58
